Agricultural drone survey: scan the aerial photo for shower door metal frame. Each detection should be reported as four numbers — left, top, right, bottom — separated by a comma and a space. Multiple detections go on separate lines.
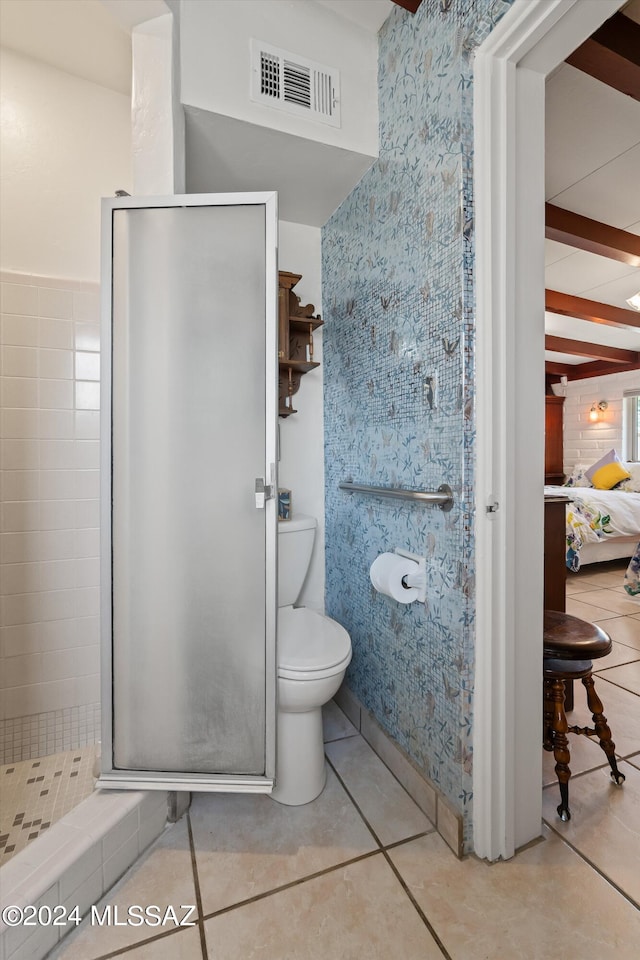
98, 192, 278, 793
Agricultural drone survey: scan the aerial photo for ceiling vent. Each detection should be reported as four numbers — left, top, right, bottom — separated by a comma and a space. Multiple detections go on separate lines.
251, 40, 341, 128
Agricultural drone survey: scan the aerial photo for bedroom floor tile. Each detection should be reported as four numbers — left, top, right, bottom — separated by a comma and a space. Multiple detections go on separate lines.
573, 589, 640, 616
566, 676, 640, 758
596, 660, 640, 697
595, 640, 640, 669
542, 731, 608, 785
566, 579, 604, 595
542, 762, 640, 907
566, 597, 620, 621
388, 828, 640, 959
596, 615, 640, 651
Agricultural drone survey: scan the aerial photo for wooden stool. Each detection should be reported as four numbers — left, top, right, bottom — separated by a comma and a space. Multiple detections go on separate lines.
543, 610, 625, 822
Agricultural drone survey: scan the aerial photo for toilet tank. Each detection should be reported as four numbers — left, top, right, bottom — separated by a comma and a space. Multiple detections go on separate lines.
277, 514, 317, 607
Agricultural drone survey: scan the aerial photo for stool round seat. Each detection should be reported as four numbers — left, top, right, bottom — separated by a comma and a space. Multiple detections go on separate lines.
543, 610, 611, 661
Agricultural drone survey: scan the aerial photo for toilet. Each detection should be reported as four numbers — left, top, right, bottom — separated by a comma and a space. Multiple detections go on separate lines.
271, 514, 352, 806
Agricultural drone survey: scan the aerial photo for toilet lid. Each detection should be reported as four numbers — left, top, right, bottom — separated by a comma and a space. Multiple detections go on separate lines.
278, 607, 351, 673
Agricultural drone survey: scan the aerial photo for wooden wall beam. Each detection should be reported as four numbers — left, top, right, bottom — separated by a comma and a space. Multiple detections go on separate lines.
545, 203, 640, 267
545, 290, 640, 330
566, 12, 640, 101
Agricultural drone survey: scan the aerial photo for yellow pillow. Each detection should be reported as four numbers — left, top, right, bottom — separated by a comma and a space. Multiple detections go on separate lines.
591, 461, 631, 490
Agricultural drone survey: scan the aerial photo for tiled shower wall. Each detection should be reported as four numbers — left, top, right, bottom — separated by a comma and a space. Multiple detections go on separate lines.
322, 0, 513, 852
0, 271, 101, 763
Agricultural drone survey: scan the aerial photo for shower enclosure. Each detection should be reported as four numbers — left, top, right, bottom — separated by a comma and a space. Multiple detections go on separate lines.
98, 193, 278, 792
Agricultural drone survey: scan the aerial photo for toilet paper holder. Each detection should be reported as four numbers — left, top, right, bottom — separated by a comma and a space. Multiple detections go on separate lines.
394, 548, 427, 603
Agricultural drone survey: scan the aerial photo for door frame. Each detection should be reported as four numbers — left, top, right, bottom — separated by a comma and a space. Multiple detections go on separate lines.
473, 0, 624, 860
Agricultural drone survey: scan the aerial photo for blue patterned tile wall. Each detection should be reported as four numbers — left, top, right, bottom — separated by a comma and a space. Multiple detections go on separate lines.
322, 0, 514, 852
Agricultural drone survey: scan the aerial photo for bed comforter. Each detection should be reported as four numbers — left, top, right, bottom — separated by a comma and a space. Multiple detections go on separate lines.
544, 485, 640, 572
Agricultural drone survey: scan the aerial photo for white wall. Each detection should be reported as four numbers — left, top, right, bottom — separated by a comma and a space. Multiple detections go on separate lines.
278, 221, 325, 612
0, 48, 132, 281
0, 48, 130, 760
555, 368, 640, 473
179, 0, 379, 156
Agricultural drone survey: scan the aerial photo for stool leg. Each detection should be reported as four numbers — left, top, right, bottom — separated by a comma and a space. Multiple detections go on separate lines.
550, 678, 572, 821
581, 675, 626, 787
543, 679, 554, 750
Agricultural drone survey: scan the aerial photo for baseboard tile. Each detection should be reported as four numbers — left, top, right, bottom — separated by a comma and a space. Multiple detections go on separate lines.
335, 685, 463, 858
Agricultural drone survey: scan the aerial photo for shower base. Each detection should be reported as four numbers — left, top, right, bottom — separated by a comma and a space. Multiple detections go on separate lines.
1, 745, 97, 867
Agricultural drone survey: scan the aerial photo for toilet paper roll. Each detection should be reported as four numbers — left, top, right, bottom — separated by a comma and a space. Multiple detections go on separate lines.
370, 552, 420, 604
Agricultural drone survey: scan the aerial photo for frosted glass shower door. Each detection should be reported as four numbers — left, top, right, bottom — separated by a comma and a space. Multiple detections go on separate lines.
99, 194, 278, 792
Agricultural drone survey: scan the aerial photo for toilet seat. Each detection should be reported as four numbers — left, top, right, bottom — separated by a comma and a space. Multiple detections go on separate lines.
278, 607, 352, 681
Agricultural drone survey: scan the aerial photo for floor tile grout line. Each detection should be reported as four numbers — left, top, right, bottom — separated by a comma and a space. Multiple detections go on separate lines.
542, 816, 640, 913
380, 847, 454, 960
187, 809, 209, 960
326, 729, 438, 829
199, 849, 381, 923
325, 755, 452, 959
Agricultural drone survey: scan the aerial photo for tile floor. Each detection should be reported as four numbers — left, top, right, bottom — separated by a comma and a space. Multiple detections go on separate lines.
44, 561, 640, 959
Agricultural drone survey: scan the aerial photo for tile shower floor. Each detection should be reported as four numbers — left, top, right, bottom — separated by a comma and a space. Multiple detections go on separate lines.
0, 744, 97, 866
44, 563, 639, 959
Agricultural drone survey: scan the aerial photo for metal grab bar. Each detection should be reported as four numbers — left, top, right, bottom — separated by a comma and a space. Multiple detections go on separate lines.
339, 481, 454, 512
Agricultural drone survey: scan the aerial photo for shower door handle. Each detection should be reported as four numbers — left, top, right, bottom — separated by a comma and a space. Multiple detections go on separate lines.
255, 477, 274, 509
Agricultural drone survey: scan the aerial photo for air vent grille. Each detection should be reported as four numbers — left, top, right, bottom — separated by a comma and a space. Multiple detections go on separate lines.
251, 40, 340, 127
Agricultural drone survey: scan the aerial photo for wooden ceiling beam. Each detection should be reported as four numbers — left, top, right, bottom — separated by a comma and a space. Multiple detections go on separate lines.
566, 12, 640, 101
546, 359, 640, 382
545, 289, 640, 330
545, 334, 638, 363
390, 0, 423, 12
545, 203, 640, 267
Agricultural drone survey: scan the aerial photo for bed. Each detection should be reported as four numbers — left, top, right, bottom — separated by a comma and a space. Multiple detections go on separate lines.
544, 470, 640, 571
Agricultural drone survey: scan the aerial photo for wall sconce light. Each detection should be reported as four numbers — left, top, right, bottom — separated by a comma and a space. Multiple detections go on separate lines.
589, 400, 608, 422
626, 291, 640, 311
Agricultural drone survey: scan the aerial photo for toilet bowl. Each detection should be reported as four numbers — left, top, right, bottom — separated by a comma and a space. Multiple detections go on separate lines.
271, 516, 352, 806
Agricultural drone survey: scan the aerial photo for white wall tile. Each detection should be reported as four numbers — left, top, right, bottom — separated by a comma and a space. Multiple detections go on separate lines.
1, 314, 39, 347
1, 377, 38, 407
74, 587, 99, 618
73, 441, 100, 469
38, 287, 73, 320
74, 411, 100, 440
0, 562, 41, 596
0, 532, 42, 564
1, 345, 38, 377
42, 644, 99, 682
75, 352, 100, 381
75, 322, 100, 351
40, 470, 76, 500
75, 381, 100, 410
1, 471, 40, 501
39, 530, 76, 561
40, 500, 75, 530
1, 622, 42, 658
40, 559, 76, 592
74, 471, 99, 500
0, 440, 40, 469
74, 529, 99, 558
39, 410, 74, 439
38, 317, 74, 349
39, 589, 76, 622
1, 593, 42, 627
73, 290, 100, 324
1, 408, 39, 440
75, 500, 99, 529
40, 440, 76, 470
1, 651, 43, 688
74, 557, 100, 588
1, 501, 40, 532
39, 348, 73, 380
40, 379, 74, 410
0, 281, 38, 316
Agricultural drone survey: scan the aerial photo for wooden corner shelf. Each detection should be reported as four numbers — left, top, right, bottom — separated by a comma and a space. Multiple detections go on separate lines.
278, 271, 322, 417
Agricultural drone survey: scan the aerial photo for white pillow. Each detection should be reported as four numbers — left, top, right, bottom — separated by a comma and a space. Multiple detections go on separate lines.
618, 463, 640, 493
